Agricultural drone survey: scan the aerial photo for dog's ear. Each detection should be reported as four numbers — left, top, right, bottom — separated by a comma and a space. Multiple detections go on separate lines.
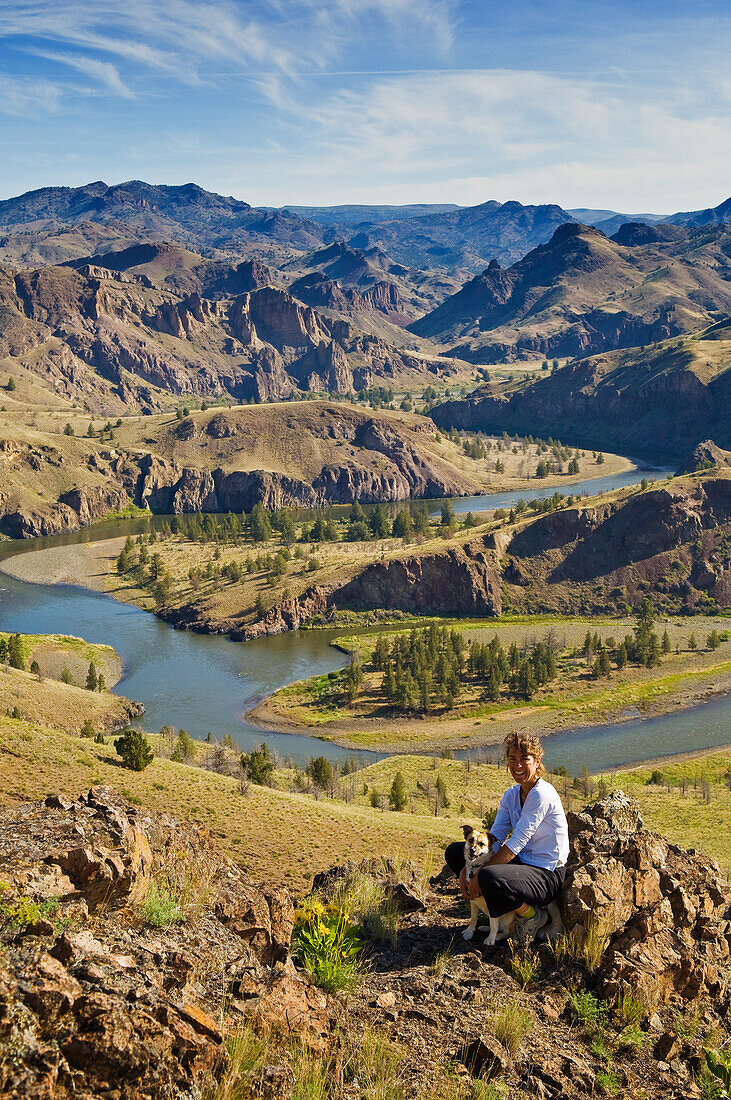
462, 824, 473, 839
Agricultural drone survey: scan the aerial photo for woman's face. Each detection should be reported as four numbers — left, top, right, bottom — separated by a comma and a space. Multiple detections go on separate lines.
508, 748, 540, 786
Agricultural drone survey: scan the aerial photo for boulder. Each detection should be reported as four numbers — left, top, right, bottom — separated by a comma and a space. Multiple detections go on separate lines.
561, 790, 731, 1007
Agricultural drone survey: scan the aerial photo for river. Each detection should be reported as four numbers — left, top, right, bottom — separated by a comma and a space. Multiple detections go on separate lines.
2, 459, 729, 773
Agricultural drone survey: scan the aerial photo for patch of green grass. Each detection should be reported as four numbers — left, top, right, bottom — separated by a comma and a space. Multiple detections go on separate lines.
139, 883, 185, 927
595, 1069, 621, 1096
567, 988, 607, 1032
508, 942, 541, 989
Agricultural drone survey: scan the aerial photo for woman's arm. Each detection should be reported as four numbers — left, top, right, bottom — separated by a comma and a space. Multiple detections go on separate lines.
466, 843, 515, 897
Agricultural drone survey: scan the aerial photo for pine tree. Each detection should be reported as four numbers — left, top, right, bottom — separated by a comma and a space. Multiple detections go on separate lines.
171, 729, 196, 762
345, 653, 364, 702
240, 742, 275, 785
8, 633, 27, 670
114, 728, 154, 771
389, 771, 407, 811
86, 662, 98, 691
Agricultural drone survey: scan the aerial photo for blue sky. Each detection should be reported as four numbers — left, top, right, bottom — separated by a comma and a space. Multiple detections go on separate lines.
0, 0, 729, 211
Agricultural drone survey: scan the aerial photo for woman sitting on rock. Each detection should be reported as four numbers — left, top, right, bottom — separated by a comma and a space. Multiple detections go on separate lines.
445, 731, 569, 940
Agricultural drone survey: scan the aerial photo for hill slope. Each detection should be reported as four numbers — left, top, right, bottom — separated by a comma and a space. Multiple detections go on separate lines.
410, 222, 731, 362
0, 402, 489, 537
0, 262, 455, 414
429, 323, 731, 459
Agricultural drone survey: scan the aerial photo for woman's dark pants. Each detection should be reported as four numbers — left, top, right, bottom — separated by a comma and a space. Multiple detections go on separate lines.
444, 841, 565, 918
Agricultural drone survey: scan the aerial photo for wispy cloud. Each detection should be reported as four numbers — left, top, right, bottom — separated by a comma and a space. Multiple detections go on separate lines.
30, 50, 133, 97
0, 0, 456, 87
0, 72, 63, 115
251, 67, 731, 209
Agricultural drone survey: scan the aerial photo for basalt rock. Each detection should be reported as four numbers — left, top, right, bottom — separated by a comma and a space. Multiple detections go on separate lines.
0, 788, 331, 1098
562, 790, 731, 1008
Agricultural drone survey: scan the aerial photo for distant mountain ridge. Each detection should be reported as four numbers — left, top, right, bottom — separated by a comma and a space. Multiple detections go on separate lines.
1, 180, 728, 280
0, 180, 329, 253
409, 220, 731, 361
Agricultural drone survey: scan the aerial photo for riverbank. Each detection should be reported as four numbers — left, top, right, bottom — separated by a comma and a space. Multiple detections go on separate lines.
1, 541, 119, 591
247, 617, 731, 753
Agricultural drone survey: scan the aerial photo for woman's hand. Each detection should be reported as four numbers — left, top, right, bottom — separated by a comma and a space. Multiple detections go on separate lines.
458, 868, 469, 899
467, 874, 482, 900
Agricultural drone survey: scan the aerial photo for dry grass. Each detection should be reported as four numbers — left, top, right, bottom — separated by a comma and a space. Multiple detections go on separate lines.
0, 718, 457, 893
0, 662, 133, 735
0, 631, 122, 687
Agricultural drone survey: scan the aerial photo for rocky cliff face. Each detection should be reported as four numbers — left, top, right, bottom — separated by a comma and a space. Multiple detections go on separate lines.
0, 262, 447, 416
241, 531, 509, 640
503, 475, 731, 614
431, 333, 731, 460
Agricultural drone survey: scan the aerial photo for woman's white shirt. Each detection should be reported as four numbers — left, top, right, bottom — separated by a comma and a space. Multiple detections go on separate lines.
490, 778, 569, 871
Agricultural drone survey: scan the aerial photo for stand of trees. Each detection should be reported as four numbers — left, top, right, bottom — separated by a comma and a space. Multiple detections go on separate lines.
370, 624, 558, 713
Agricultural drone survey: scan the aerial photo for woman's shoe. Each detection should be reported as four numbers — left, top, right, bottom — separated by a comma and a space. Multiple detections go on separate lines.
515, 906, 549, 942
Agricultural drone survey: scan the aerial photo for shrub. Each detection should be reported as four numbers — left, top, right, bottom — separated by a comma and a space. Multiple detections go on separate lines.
171, 729, 196, 763
114, 728, 154, 771
291, 896, 362, 993
140, 883, 184, 927
705, 1049, 731, 1098
389, 770, 407, 811
81, 719, 95, 739
509, 943, 541, 989
567, 987, 607, 1032
241, 742, 275, 785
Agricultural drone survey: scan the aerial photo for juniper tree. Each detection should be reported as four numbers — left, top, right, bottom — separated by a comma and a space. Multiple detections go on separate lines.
389, 771, 407, 811
240, 742, 275, 785
114, 728, 154, 771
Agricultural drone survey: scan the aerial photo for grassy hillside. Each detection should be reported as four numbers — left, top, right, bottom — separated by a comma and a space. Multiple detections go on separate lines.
431, 323, 731, 458
0, 633, 134, 734
1, 710, 729, 894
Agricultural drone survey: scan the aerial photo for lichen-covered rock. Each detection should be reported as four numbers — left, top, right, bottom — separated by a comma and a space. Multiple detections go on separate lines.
561, 790, 731, 1008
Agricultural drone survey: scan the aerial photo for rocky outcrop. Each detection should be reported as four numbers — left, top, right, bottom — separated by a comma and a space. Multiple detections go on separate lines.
2, 785, 729, 1099
334, 539, 503, 618
0, 260, 450, 416
501, 474, 731, 613
676, 439, 731, 475
430, 326, 731, 461
0, 787, 330, 1099
562, 791, 731, 1009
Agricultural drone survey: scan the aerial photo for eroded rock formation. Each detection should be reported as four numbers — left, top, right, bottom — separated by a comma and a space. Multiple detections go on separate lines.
0, 787, 329, 1099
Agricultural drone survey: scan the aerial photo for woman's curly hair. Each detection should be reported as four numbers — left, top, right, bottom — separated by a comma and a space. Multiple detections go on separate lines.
503, 730, 546, 778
